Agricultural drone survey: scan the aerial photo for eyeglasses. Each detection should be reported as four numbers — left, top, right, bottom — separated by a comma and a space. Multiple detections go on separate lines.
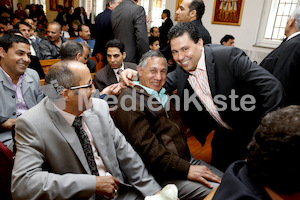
69, 79, 93, 90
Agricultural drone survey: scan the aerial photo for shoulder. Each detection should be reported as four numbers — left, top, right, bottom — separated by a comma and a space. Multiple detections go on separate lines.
25, 68, 40, 81
73, 37, 81, 42
90, 98, 110, 115
124, 62, 137, 69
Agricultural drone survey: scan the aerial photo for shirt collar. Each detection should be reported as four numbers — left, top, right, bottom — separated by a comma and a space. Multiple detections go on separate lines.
0, 66, 26, 84
287, 31, 300, 41
53, 102, 84, 127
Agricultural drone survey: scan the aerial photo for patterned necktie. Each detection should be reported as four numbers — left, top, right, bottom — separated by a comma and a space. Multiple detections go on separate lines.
72, 116, 99, 176
117, 69, 123, 75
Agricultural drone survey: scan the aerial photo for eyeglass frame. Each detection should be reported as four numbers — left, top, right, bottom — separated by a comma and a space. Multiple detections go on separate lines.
68, 79, 93, 90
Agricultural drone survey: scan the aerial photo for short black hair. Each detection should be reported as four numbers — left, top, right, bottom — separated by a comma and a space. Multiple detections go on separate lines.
247, 105, 300, 194
78, 24, 89, 32
149, 36, 159, 46
14, 21, 31, 30
220, 34, 235, 44
150, 26, 158, 33
168, 22, 201, 44
189, 0, 205, 20
0, 17, 10, 26
163, 9, 171, 18
106, 39, 125, 54
0, 33, 29, 52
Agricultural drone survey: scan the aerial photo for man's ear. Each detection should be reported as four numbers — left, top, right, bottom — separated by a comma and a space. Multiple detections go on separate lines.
0, 47, 5, 58
75, 53, 81, 61
189, 9, 197, 19
137, 66, 143, 77
122, 52, 126, 60
60, 88, 70, 100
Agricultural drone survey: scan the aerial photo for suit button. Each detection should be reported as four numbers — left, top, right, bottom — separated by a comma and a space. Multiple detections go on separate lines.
12, 95, 15, 98
13, 112, 16, 116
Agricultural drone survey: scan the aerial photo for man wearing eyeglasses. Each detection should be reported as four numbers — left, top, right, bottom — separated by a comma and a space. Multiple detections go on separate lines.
12, 60, 162, 200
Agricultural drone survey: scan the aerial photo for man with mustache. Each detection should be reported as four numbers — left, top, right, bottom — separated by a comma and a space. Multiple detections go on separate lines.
73, 24, 95, 56
0, 34, 43, 149
39, 21, 68, 60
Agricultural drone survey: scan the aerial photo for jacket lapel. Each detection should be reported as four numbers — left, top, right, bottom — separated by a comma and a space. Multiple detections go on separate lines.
83, 110, 113, 173
108, 67, 118, 83
204, 46, 216, 98
45, 98, 92, 174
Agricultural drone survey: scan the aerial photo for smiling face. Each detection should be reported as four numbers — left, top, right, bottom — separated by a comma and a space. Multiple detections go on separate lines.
0, 42, 31, 78
107, 47, 126, 69
138, 56, 167, 92
170, 32, 203, 72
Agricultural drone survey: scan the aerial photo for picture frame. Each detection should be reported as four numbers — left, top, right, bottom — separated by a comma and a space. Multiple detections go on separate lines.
49, 0, 58, 11
211, 0, 245, 26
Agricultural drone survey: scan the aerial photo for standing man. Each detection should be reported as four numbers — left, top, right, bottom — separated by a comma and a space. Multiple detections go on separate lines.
114, 51, 223, 200
111, 0, 149, 64
159, 9, 173, 50
73, 24, 95, 55
220, 34, 235, 46
93, 0, 122, 64
260, 7, 300, 106
39, 21, 68, 60
0, 34, 43, 148
11, 60, 161, 199
120, 22, 283, 171
176, 0, 211, 45
94, 39, 137, 91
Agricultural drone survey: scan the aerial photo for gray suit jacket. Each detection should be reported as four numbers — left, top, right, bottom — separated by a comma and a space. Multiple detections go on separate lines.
0, 68, 43, 146
12, 97, 161, 200
111, 0, 149, 64
94, 62, 137, 91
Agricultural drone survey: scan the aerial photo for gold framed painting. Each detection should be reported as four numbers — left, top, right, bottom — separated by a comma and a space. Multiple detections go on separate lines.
212, 0, 245, 26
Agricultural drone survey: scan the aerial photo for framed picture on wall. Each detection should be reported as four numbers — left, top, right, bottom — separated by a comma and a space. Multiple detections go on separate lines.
212, 0, 245, 26
49, 0, 58, 11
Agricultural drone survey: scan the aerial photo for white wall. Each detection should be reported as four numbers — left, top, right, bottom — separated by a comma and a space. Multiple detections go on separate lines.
165, 0, 274, 63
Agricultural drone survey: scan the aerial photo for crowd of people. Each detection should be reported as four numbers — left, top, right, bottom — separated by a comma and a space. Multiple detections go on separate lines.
1, 0, 300, 199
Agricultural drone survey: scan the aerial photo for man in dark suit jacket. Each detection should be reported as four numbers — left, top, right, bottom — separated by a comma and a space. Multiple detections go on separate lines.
120, 22, 283, 172
111, 0, 149, 64
93, 0, 122, 64
159, 9, 173, 51
94, 39, 137, 91
260, 7, 300, 106
176, 0, 211, 45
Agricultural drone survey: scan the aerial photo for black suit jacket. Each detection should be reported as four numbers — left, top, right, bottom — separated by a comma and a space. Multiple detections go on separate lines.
93, 8, 113, 59
94, 62, 137, 91
111, 0, 149, 64
260, 33, 300, 105
159, 17, 173, 48
191, 19, 211, 45
165, 45, 283, 170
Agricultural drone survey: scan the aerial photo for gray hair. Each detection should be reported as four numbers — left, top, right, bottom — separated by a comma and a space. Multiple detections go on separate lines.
44, 60, 81, 99
106, 0, 118, 7
60, 41, 84, 60
79, 42, 91, 54
291, 7, 300, 31
138, 51, 168, 71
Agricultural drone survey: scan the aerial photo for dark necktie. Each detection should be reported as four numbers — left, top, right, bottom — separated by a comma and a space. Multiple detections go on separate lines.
72, 116, 99, 176
117, 69, 123, 75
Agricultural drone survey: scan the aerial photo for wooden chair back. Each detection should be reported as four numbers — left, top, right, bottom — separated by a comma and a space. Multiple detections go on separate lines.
90, 53, 104, 72
40, 59, 61, 74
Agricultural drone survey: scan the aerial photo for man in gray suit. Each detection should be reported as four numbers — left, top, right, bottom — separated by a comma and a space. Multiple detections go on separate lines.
94, 39, 137, 92
11, 60, 161, 200
111, 0, 149, 64
0, 34, 43, 148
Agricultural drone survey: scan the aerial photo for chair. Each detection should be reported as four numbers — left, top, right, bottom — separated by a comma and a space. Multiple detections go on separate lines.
203, 186, 218, 200
39, 59, 61, 75
90, 53, 104, 72
0, 141, 15, 200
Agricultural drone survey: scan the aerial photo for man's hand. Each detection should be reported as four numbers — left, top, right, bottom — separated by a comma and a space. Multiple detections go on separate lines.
119, 69, 138, 87
187, 165, 221, 188
0, 119, 16, 130
96, 176, 120, 199
101, 83, 126, 96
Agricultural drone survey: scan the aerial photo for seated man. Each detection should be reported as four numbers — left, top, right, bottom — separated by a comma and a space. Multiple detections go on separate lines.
39, 21, 68, 60
0, 34, 43, 148
213, 105, 300, 200
11, 60, 161, 199
79, 42, 96, 73
149, 36, 160, 51
113, 51, 223, 200
94, 39, 137, 91
73, 24, 95, 55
